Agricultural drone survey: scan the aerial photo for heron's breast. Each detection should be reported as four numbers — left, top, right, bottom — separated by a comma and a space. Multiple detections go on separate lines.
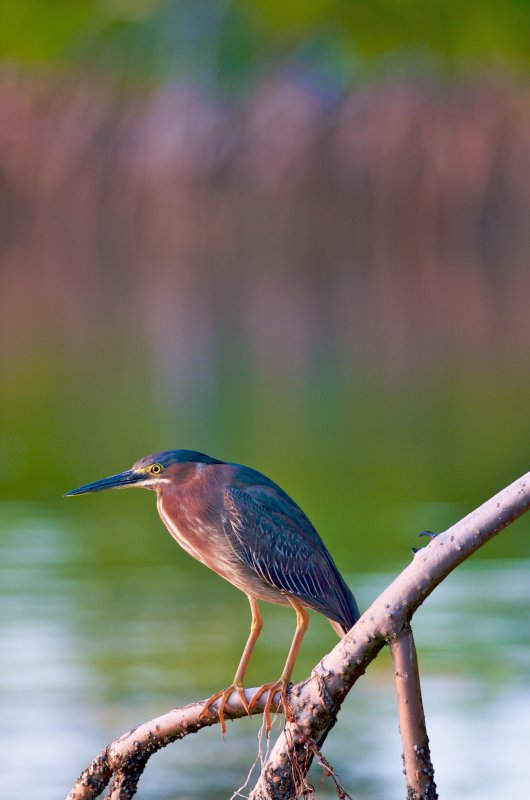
156, 493, 286, 602
157, 498, 211, 566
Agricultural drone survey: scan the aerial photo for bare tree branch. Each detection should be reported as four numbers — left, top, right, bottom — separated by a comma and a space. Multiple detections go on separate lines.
390, 625, 437, 799
66, 692, 280, 800
67, 470, 530, 800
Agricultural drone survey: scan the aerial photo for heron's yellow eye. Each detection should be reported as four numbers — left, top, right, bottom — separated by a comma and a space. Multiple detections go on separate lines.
150, 463, 163, 475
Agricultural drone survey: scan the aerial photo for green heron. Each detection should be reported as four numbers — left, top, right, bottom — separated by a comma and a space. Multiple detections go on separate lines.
66, 450, 359, 733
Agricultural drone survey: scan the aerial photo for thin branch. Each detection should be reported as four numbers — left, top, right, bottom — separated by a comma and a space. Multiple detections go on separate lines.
67, 692, 280, 800
390, 625, 437, 800
67, 470, 530, 800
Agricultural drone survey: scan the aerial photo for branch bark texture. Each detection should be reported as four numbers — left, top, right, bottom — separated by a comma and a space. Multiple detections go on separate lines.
67, 692, 279, 800
67, 470, 530, 800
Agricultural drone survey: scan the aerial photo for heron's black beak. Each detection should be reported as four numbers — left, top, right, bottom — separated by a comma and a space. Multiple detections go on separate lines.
64, 469, 146, 496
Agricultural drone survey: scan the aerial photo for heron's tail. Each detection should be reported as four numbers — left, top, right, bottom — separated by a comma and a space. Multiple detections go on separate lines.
328, 588, 360, 637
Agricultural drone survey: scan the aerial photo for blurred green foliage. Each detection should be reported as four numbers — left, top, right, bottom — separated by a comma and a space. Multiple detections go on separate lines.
2, 0, 530, 83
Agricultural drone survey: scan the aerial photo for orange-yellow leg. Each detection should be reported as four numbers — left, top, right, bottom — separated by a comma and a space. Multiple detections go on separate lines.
199, 595, 263, 735
249, 598, 309, 733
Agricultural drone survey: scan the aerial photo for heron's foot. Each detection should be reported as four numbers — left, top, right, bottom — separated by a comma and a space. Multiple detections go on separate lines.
199, 683, 249, 736
249, 678, 289, 735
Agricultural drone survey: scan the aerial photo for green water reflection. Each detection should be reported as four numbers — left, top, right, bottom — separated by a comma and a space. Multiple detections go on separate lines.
1, 503, 528, 799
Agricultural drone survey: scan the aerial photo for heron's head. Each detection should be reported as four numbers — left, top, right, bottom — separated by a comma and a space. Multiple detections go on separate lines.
64, 450, 221, 496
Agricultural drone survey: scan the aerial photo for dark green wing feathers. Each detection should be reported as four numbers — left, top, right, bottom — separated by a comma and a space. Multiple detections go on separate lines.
223, 484, 359, 633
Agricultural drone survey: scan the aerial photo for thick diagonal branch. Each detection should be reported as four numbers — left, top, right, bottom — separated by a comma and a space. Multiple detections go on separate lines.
249, 469, 530, 799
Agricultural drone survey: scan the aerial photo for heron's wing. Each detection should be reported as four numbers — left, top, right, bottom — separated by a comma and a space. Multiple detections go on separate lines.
223, 485, 358, 630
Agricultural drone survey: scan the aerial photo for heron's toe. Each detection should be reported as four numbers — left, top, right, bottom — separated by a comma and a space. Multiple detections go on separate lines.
249, 678, 289, 735
199, 684, 249, 736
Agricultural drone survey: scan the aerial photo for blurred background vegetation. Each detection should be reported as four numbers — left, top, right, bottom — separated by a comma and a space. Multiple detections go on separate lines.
1, 2, 529, 799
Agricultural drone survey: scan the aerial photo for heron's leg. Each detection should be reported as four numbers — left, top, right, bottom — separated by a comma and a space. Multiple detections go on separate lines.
283, 599, 310, 680
199, 595, 262, 735
249, 598, 309, 733
233, 595, 263, 686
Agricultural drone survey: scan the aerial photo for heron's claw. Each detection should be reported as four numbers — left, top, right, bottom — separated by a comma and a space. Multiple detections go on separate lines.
199, 683, 249, 736
249, 678, 289, 735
